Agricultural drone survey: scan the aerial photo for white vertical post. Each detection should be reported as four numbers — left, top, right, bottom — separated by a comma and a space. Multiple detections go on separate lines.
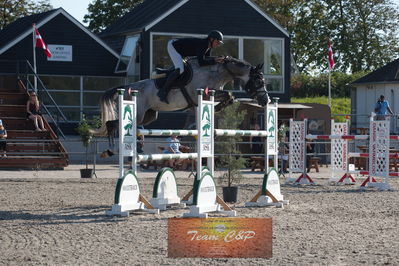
131, 90, 138, 175
273, 98, 279, 172
32, 24, 37, 92
118, 89, 125, 178
303, 118, 308, 176
196, 89, 203, 180
209, 90, 215, 176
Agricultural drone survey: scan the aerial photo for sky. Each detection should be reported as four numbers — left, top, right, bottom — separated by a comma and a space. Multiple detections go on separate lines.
48, 0, 92, 25
48, 0, 399, 26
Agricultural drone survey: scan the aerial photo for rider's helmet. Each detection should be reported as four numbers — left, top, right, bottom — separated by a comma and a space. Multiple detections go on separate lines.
207, 30, 224, 44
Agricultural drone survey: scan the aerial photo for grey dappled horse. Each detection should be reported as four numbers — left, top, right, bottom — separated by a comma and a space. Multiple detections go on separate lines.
91, 56, 269, 148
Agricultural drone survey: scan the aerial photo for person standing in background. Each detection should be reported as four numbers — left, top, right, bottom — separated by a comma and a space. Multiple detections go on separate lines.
374, 95, 393, 120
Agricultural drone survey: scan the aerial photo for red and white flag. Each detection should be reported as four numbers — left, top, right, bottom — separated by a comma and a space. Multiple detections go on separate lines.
328, 41, 334, 70
34, 27, 52, 58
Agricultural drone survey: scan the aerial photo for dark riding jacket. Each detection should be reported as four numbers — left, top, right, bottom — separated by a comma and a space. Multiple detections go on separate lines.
172, 38, 217, 66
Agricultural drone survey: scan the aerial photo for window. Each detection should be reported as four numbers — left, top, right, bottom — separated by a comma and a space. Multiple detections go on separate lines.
115, 35, 140, 80
244, 38, 284, 93
151, 34, 285, 93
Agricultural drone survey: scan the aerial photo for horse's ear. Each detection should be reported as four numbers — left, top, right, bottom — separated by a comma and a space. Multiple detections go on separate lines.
256, 63, 264, 71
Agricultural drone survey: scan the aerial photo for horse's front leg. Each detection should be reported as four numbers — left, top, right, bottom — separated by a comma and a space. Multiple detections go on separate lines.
214, 90, 234, 112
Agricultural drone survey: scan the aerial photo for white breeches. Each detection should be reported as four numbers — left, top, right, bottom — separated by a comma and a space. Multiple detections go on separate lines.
167, 39, 184, 74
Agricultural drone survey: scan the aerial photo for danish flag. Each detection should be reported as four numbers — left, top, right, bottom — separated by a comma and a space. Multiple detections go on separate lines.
328, 41, 334, 70
35, 27, 52, 58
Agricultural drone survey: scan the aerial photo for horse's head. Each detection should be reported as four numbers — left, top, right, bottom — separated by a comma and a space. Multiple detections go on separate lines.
244, 64, 270, 106
222, 57, 270, 106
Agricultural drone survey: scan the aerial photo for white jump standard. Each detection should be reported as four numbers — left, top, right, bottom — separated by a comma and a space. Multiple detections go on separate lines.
106, 89, 160, 216
245, 98, 289, 207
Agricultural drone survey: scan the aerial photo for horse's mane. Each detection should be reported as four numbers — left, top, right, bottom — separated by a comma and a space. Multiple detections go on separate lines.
186, 56, 251, 68
223, 56, 251, 68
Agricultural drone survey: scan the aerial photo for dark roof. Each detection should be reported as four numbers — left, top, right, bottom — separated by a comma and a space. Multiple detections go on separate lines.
99, 0, 183, 37
353, 58, 399, 84
0, 9, 59, 50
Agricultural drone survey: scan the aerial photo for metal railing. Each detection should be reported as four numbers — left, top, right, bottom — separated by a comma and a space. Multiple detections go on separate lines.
1, 59, 67, 139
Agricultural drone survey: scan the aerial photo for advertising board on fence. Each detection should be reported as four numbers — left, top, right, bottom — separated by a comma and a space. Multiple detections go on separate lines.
168, 218, 272, 258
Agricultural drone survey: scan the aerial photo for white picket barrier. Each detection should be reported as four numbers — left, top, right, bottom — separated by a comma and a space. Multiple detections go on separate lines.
286, 119, 315, 185
287, 116, 394, 190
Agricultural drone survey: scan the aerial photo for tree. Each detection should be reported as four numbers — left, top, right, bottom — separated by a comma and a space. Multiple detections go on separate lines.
0, 0, 52, 30
83, 0, 144, 33
215, 102, 247, 187
253, 0, 399, 74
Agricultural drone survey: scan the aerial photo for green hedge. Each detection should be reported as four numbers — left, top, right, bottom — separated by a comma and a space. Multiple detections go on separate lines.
292, 96, 350, 122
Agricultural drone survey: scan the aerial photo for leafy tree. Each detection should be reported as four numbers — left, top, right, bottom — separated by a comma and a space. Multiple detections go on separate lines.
83, 0, 143, 33
253, 0, 399, 73
215, 102, 247, 187
0, 0, 52, 30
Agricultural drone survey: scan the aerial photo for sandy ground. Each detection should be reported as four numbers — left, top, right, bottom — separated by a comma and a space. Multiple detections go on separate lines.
0, 164, 398, 265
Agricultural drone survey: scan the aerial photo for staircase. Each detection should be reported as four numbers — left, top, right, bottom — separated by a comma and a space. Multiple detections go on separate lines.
0, 80, 69, 169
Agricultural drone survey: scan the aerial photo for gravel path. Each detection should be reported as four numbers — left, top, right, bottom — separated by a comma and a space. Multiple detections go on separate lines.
0, 165, 398, 265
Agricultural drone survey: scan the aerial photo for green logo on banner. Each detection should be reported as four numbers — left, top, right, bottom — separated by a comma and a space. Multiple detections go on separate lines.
202, 104, 211, 137
268, 110, 275, 138
123, 104, 133, 136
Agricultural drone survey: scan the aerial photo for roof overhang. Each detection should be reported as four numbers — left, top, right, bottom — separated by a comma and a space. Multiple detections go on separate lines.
144, 0, 290, 38
0, 8, 119, 58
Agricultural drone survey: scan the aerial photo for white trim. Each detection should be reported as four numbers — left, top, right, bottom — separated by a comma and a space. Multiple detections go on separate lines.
144, 0, 190, 31
0, 9, 60, 55
244, 0, 290, 37
0, 8, 119, 58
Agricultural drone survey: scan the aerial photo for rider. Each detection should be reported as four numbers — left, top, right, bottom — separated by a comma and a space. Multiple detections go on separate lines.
157, 30, 225, 103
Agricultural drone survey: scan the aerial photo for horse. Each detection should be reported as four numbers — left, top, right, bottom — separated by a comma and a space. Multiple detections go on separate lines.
92, 56, 269, 153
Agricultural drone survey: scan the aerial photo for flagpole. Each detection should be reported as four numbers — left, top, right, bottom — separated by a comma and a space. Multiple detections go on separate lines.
32, 23, 37, 92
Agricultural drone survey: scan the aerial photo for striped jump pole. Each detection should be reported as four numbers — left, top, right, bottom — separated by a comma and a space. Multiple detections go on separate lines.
307, 134, 399, 140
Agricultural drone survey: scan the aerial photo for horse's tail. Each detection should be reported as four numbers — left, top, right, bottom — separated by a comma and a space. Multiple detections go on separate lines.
90, 87, 120, 136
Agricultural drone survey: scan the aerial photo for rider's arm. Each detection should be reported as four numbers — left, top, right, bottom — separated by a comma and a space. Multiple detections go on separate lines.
197, 49, 217, 66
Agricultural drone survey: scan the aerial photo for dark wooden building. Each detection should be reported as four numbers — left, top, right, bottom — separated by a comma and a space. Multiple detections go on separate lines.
100, 0, 291, 102
0, 8, 125, 126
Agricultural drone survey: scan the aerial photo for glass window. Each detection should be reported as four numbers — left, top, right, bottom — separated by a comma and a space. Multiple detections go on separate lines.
266, 78, 283, 92
42, 91, 80, 106
152, 35, 176, 69
83, 77, 126, 91
244, 38, 284, 92
115, 35, 140, 79
244, 39, 264, 66
83, 92, 102, 106
264, 39, 282, 75
213, 38, 238, 58
38, 75, 80, 90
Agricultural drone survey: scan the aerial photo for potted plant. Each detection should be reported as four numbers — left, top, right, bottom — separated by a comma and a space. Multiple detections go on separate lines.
216, 102, 247, 202
76, 116, 100, 178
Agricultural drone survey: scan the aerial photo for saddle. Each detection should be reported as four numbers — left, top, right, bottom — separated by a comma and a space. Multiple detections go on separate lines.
154, 61, 193, 91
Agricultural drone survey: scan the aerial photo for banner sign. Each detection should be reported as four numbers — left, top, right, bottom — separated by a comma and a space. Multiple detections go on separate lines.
122, 100, 135, 156
266, 106, 277, 154
199, 101, 213, 157
168, 218, 272, 258
47, 45, 72, 61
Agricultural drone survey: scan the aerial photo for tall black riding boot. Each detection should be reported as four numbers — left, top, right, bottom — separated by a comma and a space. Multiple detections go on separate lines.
157, 69, 180, 104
